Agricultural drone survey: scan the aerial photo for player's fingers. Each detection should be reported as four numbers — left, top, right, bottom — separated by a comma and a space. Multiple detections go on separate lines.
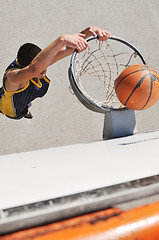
98, 31, 111, 41
98, 32, 104, 41
104, 31, 111, 40
78, 33, 86, 38
79, 37, 88, 47
83, 39, 88, 48
102, 32, 109, 41
77, 39, 88, 52
106, 31, 111, 38
77, 41, 87, 52
89, 29, 96, 36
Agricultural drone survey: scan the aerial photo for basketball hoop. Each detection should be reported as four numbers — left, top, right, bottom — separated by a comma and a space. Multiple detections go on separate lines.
68, 35, 146, 114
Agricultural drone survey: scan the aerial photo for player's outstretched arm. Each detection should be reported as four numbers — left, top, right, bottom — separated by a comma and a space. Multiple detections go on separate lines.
52, 26, 111, 64
51, 26, 111, 63
6, 26, 111, 90
6, 33, 88, 88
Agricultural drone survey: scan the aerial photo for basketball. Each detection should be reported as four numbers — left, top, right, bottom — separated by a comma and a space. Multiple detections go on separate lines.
114, 64, 159, 110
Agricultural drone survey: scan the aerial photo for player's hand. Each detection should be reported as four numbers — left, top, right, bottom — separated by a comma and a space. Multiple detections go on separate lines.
62, 33, 88, 53
88, 26, 111, 41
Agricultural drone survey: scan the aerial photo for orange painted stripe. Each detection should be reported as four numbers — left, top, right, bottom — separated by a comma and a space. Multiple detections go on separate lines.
1, 201, 159, 240
0, 208, 122, 240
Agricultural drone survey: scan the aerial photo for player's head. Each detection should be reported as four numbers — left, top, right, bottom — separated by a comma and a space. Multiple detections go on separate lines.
17, 43, 42, 67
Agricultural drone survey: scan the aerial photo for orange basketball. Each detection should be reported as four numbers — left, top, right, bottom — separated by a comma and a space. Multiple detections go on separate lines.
114, 64, 159, 110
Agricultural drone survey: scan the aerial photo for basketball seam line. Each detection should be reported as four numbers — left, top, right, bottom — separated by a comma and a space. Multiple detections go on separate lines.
124, 74, 149, 107
115, 69, 146, 91
140, 76, 154, 110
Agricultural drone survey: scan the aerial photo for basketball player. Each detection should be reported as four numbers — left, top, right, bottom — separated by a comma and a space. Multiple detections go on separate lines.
0, 26, 111, 119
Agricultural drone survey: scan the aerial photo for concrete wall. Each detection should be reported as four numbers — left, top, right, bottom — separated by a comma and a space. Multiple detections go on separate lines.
0, 0, 159, 155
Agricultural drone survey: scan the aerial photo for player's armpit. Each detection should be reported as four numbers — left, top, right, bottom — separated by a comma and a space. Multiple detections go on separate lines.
6, 66, 35, 86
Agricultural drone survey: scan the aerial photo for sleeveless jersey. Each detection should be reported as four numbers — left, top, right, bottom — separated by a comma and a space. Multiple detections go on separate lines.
0, 58, 50, 119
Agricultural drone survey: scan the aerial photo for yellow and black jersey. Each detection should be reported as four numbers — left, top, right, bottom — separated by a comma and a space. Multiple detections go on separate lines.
0, 58, 50, 119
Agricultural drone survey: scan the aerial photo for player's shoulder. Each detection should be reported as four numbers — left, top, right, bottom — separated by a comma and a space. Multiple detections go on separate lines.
5, 58, 22, 73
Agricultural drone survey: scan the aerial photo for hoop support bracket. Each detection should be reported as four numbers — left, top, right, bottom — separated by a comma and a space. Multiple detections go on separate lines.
103, 109, 137, 139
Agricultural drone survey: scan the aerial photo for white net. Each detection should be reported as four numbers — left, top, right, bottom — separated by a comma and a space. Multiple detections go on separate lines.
71, 38, 145, 110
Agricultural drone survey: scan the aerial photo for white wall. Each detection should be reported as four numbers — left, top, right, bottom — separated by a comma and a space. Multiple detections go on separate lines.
0, 0, 159, 154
